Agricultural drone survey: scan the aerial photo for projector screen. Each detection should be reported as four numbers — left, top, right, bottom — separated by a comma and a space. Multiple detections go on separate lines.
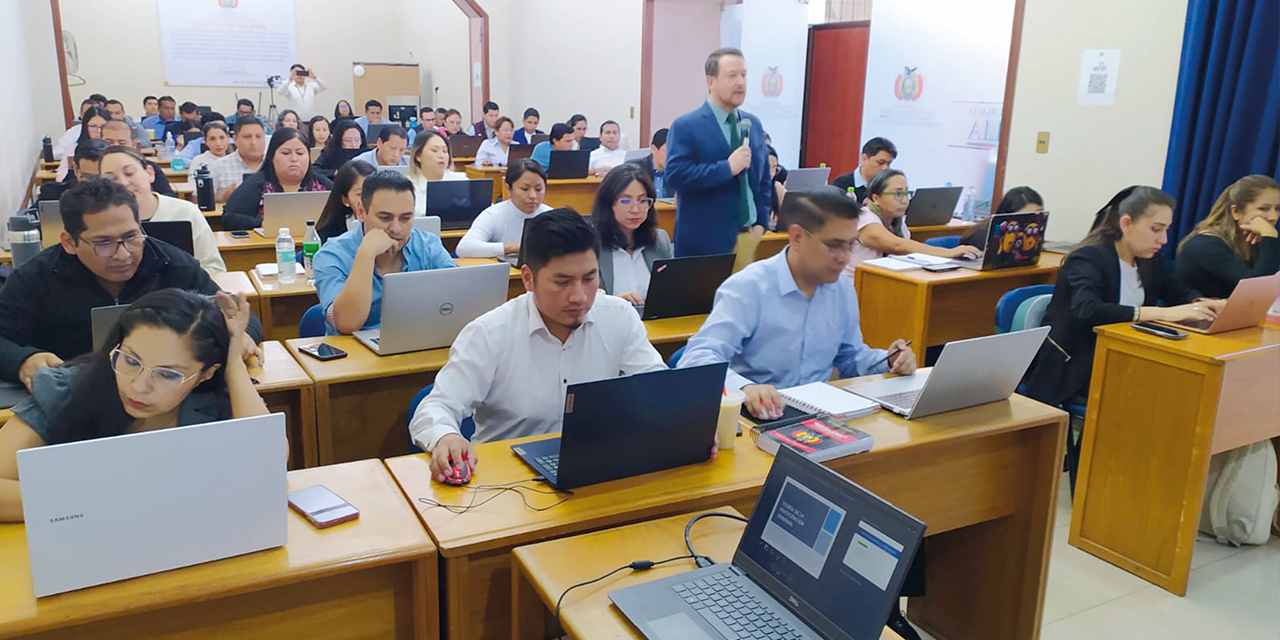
156, 0, 298, 87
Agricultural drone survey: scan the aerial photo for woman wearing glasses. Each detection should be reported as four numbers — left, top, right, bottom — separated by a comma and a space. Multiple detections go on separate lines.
590, 163, 672, 304
0, 289, 268, 522
845, 169, 981, 276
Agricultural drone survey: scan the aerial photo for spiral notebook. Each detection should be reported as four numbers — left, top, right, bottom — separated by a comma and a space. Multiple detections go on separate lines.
778, 382, 880, 419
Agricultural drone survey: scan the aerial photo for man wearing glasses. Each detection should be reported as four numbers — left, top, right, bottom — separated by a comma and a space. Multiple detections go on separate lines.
0, 179, 263, 392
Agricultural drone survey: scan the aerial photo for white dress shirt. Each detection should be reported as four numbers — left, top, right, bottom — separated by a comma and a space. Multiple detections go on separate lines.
611, 248, 651, 299
408, 292, 667, 450
455, 199, 554, 262
276, 77, 327, 119
589, 146, 628, 171
474, 137, 511, 167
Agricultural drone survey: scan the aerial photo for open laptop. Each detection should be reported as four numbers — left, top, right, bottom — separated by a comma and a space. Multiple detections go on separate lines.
37, 200, 63, 248
639, 254, 735, 320
424, 179, 494, 230
257, 191, 329, 238
447, 134, 484, 159
783, 167, 832, 191
624, 148, 652, 163
530, 134, 550, 146
579, 136, 602, 152
959, 211, 1050, 271
353, 262, 510, 355
91, 304, 129, 350
548, 150, 590, 179
611, 446, 925, 640
846, 327, 1049, 419
903, 186, 963, 226
508, 144, 535, 164
366, 124, 390, 146
141, 220, 194, 256
511, 363, 727, 490
1158, 272, 1280, 334
378, 164, 410, 177
412, 215, 442, 237
18, 413, 288, 597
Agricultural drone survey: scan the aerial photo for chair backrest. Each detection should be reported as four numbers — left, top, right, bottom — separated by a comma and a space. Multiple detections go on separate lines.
923, 235, 960, 249
995, 284, 1054, 333
1012, 294, 1052, 332
667, 346, 685, 369
408, 384, 475, 454
298, 303, 326, 338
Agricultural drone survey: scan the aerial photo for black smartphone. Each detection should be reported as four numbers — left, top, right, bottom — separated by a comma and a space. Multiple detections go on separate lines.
1131, 322, 1188, 340
299, 342, 348, 361
288, 485, 358, 528
923, 263, 962, 272
297, 70, 309, 77
229, 230, 251, 239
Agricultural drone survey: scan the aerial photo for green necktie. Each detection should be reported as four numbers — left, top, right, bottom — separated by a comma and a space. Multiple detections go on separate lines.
727, 112, 751, 229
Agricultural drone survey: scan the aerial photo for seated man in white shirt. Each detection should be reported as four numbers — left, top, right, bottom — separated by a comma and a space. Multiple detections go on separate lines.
588, 120, 627, 176
352, 124, 410, 167
409, 209, 668, 482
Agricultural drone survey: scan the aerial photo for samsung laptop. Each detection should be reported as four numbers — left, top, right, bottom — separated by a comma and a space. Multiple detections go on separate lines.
611, 446, 925, 640
424, 179, 494, 230
91, 304, 129, 350
141, 219, 194, 256
508, 144, 535, 164
783, 167, 833, 191
902, 186, 962, 226
257, 191, 329, 238
958, 211, 1050, 271
412, 215, 442, 237
846, 327, 1049, 419
353, 262, 510, 355
548, 150, 590, 179
511, 363, 727, 490
447, 134, 485, 159
1157, 272, 1280, 335
639, 254, 735, 320
18, 413, 288, 597
37, 200, 63, 248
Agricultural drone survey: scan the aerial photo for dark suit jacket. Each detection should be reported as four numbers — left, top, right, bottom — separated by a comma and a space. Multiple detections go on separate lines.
666, 102, 772, 256
830, 171, 866, 203
512, 129, 544, 145
1023, 242, 1199, 406
630, 156, 674, 199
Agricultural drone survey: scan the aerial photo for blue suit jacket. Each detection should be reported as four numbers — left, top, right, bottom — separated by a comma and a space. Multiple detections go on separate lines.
666, 102, 772, 256
512, 129, 545, 145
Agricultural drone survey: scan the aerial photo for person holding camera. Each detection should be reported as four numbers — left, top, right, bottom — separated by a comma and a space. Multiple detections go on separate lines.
277, 64, 326, 119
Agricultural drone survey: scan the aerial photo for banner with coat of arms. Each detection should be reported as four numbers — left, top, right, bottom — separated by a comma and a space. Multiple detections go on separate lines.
156, 0, 298, 87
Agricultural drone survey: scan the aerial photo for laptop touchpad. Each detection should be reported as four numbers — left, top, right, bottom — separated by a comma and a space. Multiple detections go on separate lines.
649, 612, 716, 640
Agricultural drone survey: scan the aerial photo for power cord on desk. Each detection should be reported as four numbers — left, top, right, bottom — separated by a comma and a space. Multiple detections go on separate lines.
685, 511, 749, 568
417, 478, 573, 514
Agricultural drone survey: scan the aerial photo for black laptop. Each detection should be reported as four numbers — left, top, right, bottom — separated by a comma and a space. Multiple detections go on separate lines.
508, 144, 535, 164
579, 136, 602, 152
424, 179, 495, 230
141, 220, 194, 256
447, 134, 485, 159
530, 134, 550, 146
511, 363, 727, 490
611, 446, 926, 640
547, 150, 590, 179
366, 124, 390, 146
639, 254, 735, 320
902, 186, 962, 226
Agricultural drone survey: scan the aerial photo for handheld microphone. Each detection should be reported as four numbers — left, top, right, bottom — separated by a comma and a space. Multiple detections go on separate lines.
738, 120, 751, 145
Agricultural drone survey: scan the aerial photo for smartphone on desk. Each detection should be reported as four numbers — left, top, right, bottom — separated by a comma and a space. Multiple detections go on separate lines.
288, 485, 358, 528
299, 342, 348, 361
1131, 322, 1188, 340
229, 230, 252, 239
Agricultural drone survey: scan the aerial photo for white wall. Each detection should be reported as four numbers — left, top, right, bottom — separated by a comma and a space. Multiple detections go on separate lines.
1, 1, 62, 217
649, 0, 723, 138
1003, 0, 1188, 242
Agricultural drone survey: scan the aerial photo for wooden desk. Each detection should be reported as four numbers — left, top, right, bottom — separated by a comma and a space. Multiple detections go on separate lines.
754, 231, 789, 261
464, 165, 507, 204
211, 270, 260, 319
34, 170, 56, 186
854, 252, 1063, 350
908, 220, 976, 242
644, 313, 706, 361
1070, 323, 1280, 595
441, 228, 465, 255
0, 249, 11, 267
0, 459, 438, 640
509, 177, 603, 215
252, 341, 318, 469
512, 507, 903, 640
456, 257, 525, 299
215, 232, 301, 273
453, 157, 475, 172
655, 199, 676, 239
250, 271, 318, 342
387, 392, 1066, 640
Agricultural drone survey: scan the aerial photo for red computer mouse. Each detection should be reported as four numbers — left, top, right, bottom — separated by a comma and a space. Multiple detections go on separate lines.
441, 458, 473, 486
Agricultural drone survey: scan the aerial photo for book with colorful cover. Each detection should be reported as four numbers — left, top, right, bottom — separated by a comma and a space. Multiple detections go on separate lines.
752, 414, 874, 462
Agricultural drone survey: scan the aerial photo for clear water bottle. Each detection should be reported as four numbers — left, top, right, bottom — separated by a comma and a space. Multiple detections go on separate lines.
275, 227, 297, 284
162, 133, 176, 161
302, 220, 320, 281
962, 186, 976, 222
846, 186, 857, 199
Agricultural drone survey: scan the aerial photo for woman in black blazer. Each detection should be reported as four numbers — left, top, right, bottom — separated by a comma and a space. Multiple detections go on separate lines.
1175, 174, 1280, 299
1024, 187, 1224, 408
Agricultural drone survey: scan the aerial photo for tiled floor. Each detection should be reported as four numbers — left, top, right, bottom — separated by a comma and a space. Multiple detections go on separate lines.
911, 473, 1280, 640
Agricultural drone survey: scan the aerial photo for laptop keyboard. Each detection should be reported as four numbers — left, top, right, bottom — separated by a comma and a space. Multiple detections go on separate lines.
875, 388, 923, 411
535, 454, 559, 476
673, 571, 806, 639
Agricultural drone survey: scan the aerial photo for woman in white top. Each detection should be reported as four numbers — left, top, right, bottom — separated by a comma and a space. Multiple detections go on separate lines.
844, 169, 981, 277
99, 146, 226, 274
187, 122, 232, 175
409, 129, 467, 216
456, 159, 552, 262
474, 117, 515, 167
590, 163, 672, 304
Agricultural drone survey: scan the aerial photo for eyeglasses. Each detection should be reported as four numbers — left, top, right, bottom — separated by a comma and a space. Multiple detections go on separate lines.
77, 233, 146, 258
616, 197, 655, 210
801, 227, 856, 258
110, 348, 201, 388
885, 190, 911, 201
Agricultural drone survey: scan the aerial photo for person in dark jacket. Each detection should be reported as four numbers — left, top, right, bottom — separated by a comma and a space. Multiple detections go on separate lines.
0, 178, 263, 390
829, 137, 896, 203
222, 127, 332, 231
1175, 174, 1280, 299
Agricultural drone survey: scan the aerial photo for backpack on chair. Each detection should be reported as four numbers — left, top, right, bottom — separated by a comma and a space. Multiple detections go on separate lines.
1198, 441, 1279, 546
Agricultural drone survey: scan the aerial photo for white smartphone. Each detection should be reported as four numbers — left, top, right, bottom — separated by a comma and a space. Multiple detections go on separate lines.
288, 485, 359, 528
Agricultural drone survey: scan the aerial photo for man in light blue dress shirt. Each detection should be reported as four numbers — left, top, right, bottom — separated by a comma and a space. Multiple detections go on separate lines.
314, 170, 455, 335
679, 187, 916, 420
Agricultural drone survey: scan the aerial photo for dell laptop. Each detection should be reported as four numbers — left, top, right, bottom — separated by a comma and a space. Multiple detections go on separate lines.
1157, 272, 1280, 335
639, 254, 735, 320
511, 363, 727, 490
548, 150, 590, 179
447, 134, 485, 159
18, 413, 288, 597
611, 446, 925, 640
354, 262, 510, 355
141, 220, 194, 256
846, 327, 1049, 419
424, 179, 494, 230
959, 210, 1050, 271
783, 167, 833, 192
258, 191, 329, 238
902, 186, 962, 226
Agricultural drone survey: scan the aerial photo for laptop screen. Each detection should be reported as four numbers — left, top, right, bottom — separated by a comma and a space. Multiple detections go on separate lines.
424, 179, 494, 224
734, 448, 925, 640
981, 210, 1049, 270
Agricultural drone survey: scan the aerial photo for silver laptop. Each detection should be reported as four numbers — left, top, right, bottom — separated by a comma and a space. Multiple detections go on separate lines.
412, 215, 441, 237
624, 148, 652, 162
354, 262, 510, 355
783, 167, 832, 191
1157, 272, 1280, 334
18, 414, 288, 597
256, 191, 330, 238
846, 327, 1050, 419
378, 164, 410, 177
38, 200, 63, 248
90, 304, 129, 350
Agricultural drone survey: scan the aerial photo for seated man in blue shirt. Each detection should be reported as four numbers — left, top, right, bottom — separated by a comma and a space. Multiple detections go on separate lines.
679, 187, 917, 419
531, 122, 576, 171
313, 170, 456, 334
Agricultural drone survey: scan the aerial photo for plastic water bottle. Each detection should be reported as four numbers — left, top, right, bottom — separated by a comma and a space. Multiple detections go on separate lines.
162, 133, 176, 161
846, 186, 857, 199
275, 227, 297, 284
302, 220, 320, 281
962, 186, 976, 222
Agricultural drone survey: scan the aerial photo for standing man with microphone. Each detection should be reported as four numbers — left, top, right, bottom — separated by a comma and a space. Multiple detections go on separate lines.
666, 47, 773, 270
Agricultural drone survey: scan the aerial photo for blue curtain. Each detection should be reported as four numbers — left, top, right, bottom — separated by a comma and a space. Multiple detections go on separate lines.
1162, 0, 1279, 247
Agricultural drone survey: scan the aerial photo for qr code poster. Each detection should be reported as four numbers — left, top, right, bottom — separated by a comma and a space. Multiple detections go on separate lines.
1078, 49, 1121, 106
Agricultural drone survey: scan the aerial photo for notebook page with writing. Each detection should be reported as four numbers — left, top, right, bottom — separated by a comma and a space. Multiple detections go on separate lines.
777, 382, 880, 418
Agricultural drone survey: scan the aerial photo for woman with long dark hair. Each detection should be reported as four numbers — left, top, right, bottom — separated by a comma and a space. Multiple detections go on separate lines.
590, 163, 672, 304
276, 109, 301, 132
56, 105, 111, 181
334, 100, 355, 120
306, 115, 331, 149
1176, 174, 1280, 298
313, 118, 367, 178
316, 160, 376, 243
456, 159, 552, 263
959, 186, 1045, 248
408, 129, 465, 216
0, 289, 268, 522
222, 127, 332, 231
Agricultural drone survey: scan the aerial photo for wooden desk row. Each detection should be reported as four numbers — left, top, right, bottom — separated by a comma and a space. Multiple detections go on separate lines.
35, 166, 186, 187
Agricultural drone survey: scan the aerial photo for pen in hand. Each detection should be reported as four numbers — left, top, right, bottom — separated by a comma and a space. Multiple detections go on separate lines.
874, 340, 913, 370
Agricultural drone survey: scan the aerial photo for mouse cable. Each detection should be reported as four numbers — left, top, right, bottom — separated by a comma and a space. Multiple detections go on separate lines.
417, 479, 573, 514
685, 512, 750, 568
554, 554, 697, 638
